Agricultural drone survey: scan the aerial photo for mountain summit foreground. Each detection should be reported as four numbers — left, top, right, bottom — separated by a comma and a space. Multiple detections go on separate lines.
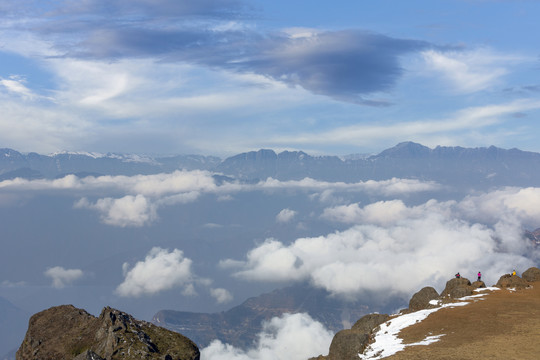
314, 268, 540, 360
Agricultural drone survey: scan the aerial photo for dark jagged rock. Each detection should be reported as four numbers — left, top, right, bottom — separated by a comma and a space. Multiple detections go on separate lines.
408, 287, 439, 311
73, 350, 105, 360
522, 267, 540, 282
325, 314, 389, 360
16, 305, 199, 360
496, 274, 530, 289
441, 277, 473, 298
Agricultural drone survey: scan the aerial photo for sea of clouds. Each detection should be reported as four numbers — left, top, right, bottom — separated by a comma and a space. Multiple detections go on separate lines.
1, 170, 539, 359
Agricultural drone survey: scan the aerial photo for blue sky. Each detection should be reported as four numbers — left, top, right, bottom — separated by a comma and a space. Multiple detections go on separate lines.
0, 0, 539, 156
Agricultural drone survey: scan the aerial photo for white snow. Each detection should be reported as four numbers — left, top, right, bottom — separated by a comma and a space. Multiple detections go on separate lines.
474, 286, 500, 292
359, 289, 498, 359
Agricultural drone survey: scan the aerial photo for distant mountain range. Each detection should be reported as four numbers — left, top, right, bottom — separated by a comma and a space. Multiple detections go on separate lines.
3, 142, 540, 187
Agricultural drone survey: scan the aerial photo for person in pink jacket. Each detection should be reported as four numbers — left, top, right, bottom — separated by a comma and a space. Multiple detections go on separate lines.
477, 271, 481, 281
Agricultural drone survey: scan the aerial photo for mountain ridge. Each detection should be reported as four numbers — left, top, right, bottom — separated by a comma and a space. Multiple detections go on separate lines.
3, 142, 540, 187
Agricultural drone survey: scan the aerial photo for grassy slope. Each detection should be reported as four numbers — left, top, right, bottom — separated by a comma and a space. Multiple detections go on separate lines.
386, 285, 540, 359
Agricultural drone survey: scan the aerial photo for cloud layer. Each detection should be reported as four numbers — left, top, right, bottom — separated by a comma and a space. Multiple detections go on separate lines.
0, 171, 438, 227
223, 194, 540, 299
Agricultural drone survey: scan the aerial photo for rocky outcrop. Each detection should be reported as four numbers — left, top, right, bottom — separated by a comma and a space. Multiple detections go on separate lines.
441, 277, 473, 298
471, 281, 486, 289
16, 305, 200, 360
325, 314, 389, 360
496, 274, 530, 289
522, 267, 540, 282
408, 287, 439, 311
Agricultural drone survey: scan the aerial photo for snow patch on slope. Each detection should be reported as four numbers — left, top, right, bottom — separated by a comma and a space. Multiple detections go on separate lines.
360, 289, 498, 359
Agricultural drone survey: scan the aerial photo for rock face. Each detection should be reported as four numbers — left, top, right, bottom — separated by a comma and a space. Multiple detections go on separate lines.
441, 277, 473, 298
496, 274, 530, 289
16, 305, 200, 360
522, 267, 540, 282
408, 287, 439, 311
325, 314, 390, 360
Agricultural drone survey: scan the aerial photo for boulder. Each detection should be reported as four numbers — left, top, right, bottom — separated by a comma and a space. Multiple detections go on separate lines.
522, 267, 540, 282
326, 313, 389, 360
441, 277, 473, 298
351, 313, 390, 334
16, 305, 200, 360
471, 281, 486, 289
408, 287, 439, 311
327, 331, 369, 360
496, 274, 529, 289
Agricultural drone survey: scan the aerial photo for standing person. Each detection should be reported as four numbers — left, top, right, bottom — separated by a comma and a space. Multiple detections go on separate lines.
512, 269, 516, 276
477, 271, 481, 281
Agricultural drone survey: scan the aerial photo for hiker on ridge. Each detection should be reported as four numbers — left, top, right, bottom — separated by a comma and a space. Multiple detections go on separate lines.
455, 272, 461, 278
478, 271, 481, 281
512, 269, 516, 276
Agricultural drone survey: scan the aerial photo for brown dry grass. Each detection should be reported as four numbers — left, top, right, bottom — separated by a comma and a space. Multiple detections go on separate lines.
386, 285, 540, 360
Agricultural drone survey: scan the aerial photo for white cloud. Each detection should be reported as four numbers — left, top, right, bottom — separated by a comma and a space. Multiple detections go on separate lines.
1, 171, 439, 227
322, 200, 410, 225
201, 313, 333, 360
224, 194, 539, 298
116, 247, 194, 297
276, 208, 297, 223
459, 187, 540, 226
257, 177, 440, 196
75, 194, 157, 227
210, 288, 234, 304
322, 199, 456, 226
44, 266, 83, 288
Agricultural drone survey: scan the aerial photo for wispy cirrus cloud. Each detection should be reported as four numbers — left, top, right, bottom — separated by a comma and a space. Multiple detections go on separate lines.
268, 99, 540, 149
